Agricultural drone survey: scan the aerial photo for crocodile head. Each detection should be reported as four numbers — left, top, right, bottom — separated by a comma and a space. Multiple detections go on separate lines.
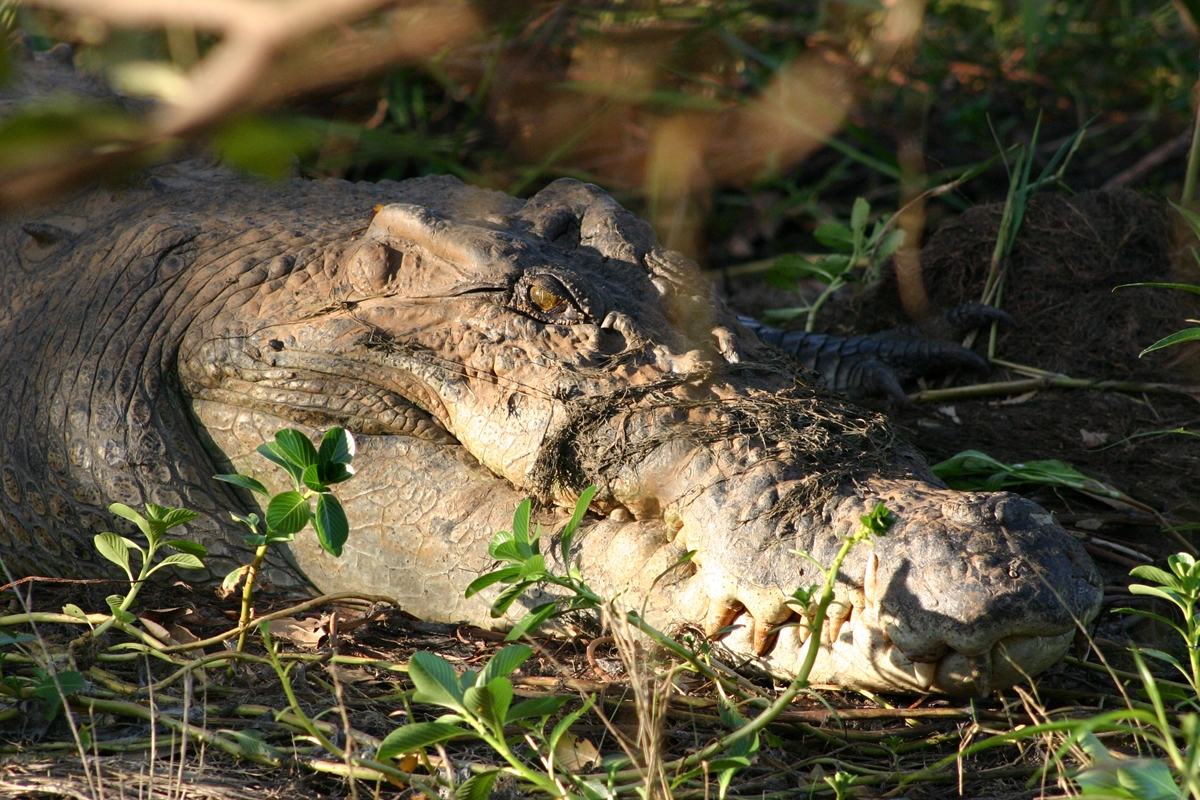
176, 176, 1101, 695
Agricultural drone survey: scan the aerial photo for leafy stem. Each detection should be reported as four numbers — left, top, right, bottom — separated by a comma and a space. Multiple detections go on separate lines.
86, 502, 205, 643
215, 426, 357, 652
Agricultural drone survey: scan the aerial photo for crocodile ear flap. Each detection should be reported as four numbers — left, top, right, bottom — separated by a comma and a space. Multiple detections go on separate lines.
519, 178, 658, 265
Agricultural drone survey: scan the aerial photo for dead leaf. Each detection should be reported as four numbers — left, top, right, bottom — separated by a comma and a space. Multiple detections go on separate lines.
327, 664, 374, 684
1080, 429, 1110, 447
268, 617, 326, 649
138, 616, 176, 645
168, 623, 201, 645
554, 731, 600, 772
991, 390, 1039, 406
936, 405, 961, 424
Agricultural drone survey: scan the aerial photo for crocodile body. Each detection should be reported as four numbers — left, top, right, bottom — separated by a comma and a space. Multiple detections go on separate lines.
0, 50, 1102, 695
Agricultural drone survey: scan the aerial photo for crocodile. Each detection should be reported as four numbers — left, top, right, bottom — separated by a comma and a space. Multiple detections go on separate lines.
0, 46, 1102, 695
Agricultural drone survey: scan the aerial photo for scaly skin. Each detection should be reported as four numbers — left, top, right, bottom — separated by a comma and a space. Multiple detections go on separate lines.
0, 53, 1102, 695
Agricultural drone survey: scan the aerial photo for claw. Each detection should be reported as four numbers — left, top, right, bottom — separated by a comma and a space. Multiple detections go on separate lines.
704, 601, 742, 638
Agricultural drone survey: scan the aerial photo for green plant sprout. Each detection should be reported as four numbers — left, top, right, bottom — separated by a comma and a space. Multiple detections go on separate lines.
377, 645, 589, 799
91, 502, 206, 640
763, 196, 905, 332
1114, 553, 1200, 709
215, 427, 357, 650
464, 485, 601, 641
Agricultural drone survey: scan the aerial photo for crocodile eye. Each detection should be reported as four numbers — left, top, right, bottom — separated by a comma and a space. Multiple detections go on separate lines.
514, 274, 587, 324
529, 284, 563, 311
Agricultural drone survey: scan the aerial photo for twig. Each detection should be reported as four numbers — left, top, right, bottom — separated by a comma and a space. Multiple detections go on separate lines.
907, 376, 1200, 404
1102, 131, 1191, 189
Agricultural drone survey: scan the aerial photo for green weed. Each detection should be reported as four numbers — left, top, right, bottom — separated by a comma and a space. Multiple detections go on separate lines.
215, 426, 357, 650
763, 196, 905, 331
90, 502, 206, 641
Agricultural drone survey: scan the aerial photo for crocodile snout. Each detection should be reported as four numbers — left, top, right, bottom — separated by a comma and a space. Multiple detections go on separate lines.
694, 487, 1102, 696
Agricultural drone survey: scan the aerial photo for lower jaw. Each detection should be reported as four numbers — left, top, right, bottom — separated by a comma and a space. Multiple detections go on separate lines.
717, 610, 1076, 696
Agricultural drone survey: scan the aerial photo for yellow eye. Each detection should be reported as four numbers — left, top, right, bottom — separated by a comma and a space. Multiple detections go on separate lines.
529, 284, 563, 311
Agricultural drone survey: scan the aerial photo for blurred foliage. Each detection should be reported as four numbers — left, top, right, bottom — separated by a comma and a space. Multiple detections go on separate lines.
7, 0, 1199, 264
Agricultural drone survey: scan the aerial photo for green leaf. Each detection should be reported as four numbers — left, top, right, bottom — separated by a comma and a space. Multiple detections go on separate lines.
1129, 565, 1177, 587
148, 553, 206, 573
93, 532, 134, 578
256, 441, 304, 487
105, 595, 136, 624
1128, 584, 1184, 608
512, 499, 532, 556
265, 491, 311, 537
491, 580, 535, 616
488, 530, 524, 563
463, 679, 512, 731
273, 429, 318, 469
560, 485, 597, 566
108, 503, 153, 538
409, 651, 464, 709
212, 114, 324, 179
163, 539, 207, 558
231, 512, 260, 530
859, 503, 895, 537
464, 565, 522, 598
302, 462, 355, 492
1118, 279, 1200, 297
478, 644, 533, 685
504, 601, 560, 641
0, 102, 146, 174
33, 669, 85, 716
1138, 327, 1200, 356
813, 222, 855, 252
215, 473, 269, 496
517, 554, 546, 581
222, 566, 250, 593
483, 677, 513, 732
455, 771, 499, 800
157, 507, 199, 529
218, 728, 282, 764
0, 632, 37, 646
850, 197, 870, 240
507, 696, 570, 722
875, 228, 905, 261
376, 721, 466, 760
313, 493, 349, 557
318, 427, 356, 465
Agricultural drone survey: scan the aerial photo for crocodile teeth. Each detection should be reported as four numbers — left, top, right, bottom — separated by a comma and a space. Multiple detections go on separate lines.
912, 660, 937, 692
863, 551, 881, 613
752, 619, 778, 656
705, 601, 742, 638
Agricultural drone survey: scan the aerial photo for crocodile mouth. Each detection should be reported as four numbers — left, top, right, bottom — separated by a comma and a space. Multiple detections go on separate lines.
706, 549, 1088, 696
718, 602, 1076, 697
